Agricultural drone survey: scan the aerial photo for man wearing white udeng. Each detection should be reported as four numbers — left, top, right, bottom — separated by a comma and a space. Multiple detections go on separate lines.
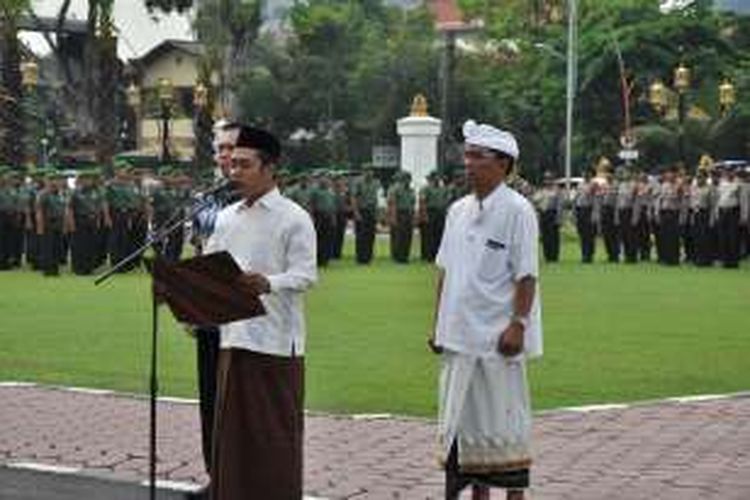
428, 120, 543, 500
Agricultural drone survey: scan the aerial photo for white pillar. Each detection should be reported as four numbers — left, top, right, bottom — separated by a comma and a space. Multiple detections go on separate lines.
397, 110, 441, 191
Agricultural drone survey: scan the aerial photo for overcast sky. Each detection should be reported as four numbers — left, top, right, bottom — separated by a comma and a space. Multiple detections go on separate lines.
21, 0, 194, 60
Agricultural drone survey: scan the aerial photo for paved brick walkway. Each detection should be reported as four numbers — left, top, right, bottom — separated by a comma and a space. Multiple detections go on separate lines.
1, 383, 749, 499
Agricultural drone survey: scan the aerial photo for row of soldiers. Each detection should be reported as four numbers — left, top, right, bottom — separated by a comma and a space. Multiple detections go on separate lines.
530, 160, 750, 268
281, 169, 468, 266
0, 165, 193, 276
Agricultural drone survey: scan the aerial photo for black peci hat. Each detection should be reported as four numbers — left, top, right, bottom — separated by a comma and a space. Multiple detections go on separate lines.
235, 125, 281, 161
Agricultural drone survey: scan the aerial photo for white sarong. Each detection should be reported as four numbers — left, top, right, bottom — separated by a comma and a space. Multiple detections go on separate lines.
438, 351, 532, 474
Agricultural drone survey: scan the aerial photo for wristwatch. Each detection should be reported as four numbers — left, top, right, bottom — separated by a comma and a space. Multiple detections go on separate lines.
511, 315, 530, 331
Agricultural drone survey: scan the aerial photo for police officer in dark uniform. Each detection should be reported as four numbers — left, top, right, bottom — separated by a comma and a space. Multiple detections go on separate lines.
387, 171, 415, 263
535, 171, 564, 263
689, 169, 714, 266
655, 165, 682, 265
615, 168, 638, 263
598, 170, 620, 263
574, 169, 596, 263
715, 165, 742, 268
632, 172, 654, 262
351, 169, 379, 264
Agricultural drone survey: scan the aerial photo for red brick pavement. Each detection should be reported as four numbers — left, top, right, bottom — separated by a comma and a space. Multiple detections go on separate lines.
1, 383, 749, 499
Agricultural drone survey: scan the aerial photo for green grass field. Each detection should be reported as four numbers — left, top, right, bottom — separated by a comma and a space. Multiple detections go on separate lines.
1, 236, 748, 417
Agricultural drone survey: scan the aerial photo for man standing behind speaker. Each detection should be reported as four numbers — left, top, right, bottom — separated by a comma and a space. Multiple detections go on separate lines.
187, 120, 239, 500
207, 125, 317, 499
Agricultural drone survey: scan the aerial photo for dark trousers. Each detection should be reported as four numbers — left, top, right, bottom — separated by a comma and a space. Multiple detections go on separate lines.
540, 210, 560, 262
196, 328, 220, 474
332, 212, 347, 259
601, 205, 620, 262
39, 228, 63, 276
354, 209, 376, 264
575, 207, 595, 263
636, 211, 652, 261
109, 212, 134, 271
420, 209, 445, 262
618, 208, 638, 263
390, 210, 413, 263
691, 210, 713, 267
25, 229, 39, 269
718, 207, 740, 268
659, 210, 680, 266
0, 213, 10, 269
7, 217, 23, 267
314, 212, 335, 267
681, 222, 694, 263
71, 219, 99, 275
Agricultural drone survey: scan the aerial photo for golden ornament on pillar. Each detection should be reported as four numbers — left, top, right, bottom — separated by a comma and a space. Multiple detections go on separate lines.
20, 60, 39, 88
410, 94, 429, 117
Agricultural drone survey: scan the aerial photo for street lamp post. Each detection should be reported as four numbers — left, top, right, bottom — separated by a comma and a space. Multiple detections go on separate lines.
192, 81, 212, 177
673, 62, 690, 166
649, 63, 735, 166
20, 59, 40, 168
126, 82, 141, 152
158, 78, 174, 164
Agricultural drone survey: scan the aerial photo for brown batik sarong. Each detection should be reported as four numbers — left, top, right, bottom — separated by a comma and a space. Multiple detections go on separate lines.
210, 348, 304, 500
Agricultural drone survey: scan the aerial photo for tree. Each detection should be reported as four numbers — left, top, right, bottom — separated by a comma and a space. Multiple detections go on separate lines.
0, 0, 29, 167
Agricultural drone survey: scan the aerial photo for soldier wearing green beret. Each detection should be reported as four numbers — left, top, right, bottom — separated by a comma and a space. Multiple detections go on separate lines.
149, 170, 185, 262
35, 171, 67, 276
287, 173, 312, 213
351, 169, 379, 264
67, 170, 106, 274
418, 171, 450, 262
387, 170, 416, 263
22, 169, 47, 269
105, 166, 144, 272
310, 174, 337, 267
0, 169, 16, 269
0, 170, 25, 269
332, 174, 350, 260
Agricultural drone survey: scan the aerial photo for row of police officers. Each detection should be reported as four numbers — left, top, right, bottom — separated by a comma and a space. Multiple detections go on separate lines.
532, 161, 750, 268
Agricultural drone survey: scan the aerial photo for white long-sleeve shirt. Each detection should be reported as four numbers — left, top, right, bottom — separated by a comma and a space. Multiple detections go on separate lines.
206, 187, 317, 357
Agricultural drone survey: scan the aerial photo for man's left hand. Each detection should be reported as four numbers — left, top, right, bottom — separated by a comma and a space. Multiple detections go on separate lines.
497, 322, 524, 357
238, 272, 271, 296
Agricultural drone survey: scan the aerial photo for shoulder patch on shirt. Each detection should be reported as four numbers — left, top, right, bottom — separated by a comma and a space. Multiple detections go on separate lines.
485, 238, 506, 250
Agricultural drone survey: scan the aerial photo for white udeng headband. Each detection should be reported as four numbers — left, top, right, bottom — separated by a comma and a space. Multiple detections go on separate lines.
463, 119, 519, 160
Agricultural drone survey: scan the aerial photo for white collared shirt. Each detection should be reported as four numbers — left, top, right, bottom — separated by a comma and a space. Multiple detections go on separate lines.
435, 183, 543, 359
206, 188, 317, 357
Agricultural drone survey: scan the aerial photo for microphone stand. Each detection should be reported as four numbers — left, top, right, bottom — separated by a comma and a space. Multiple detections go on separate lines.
94, 188, 233, 500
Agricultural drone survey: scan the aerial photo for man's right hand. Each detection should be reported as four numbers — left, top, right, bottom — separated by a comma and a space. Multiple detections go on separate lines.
427, 335, 443, 355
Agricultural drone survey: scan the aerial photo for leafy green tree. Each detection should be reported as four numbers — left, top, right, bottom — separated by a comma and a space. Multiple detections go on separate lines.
0, 0, 29, 167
